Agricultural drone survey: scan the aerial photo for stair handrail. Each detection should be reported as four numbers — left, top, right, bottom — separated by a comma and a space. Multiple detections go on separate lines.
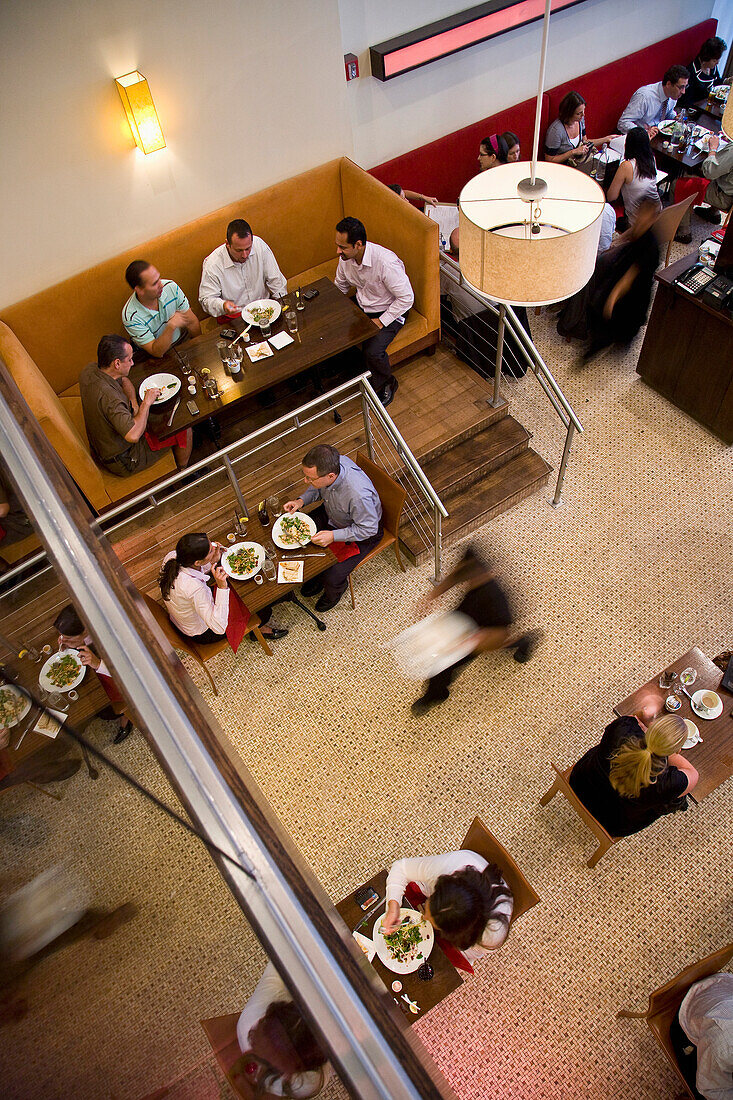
440, 253, 583, 507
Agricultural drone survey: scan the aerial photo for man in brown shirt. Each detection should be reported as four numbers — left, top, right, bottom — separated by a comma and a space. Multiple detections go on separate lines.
80, 335, 192, 475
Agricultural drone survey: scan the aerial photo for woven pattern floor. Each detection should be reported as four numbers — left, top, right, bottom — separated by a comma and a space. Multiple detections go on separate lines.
2, 222, 732, 1100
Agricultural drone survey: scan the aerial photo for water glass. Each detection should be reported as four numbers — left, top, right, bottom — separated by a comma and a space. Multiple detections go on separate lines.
260, 319, 272, 340
217, 340, 230, 366
679, 667, 697, 687
285, 309, 298, 335
262, 559, 276, 582
266, 495, 283, 520
295, 287, 305, 311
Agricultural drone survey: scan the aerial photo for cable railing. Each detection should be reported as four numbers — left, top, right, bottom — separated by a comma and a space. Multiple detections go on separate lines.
1, 374, 449, 592
440, 253, 583, 506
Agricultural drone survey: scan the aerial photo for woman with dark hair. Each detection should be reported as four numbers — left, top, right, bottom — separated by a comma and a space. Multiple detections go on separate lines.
500, 131, 521, 163
382, 850, 513, 961
680, 36, 728, 107
569, 705, 698, 837
235, 964, 330, 1097
545, 91, 618, 165
477, 133, 508, 171
159, 533, 286, 644
606, 126, 661, 224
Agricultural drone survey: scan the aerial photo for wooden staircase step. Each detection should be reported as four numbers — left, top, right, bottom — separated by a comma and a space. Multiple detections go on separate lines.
417, 416, 531, 498
399, 448, 553, 565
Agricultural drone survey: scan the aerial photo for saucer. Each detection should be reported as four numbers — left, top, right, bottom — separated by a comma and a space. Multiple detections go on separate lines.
691, 689, 723, 720
683, 718, 701, 749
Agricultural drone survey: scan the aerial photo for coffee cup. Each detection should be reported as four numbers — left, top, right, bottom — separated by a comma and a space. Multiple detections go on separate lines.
699, 690, 720, 712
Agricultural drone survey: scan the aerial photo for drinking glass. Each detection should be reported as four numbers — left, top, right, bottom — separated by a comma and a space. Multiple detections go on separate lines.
262, 559, 276, 582
659, 669, 676, 690
285, 309, 298, 334
230, 343, 243, 376
266, 495, 283, 520
45, 690, 69, 711
260, 319, 272, 340
217, 340, 230, 367
295, 287, 305, 311
680, 667, 697, 687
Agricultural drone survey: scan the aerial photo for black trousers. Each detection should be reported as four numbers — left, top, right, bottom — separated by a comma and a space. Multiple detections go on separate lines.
363, 313, 405, 392
420, 653, 477, 702
669, 1013, 704, 1099
311, 504, 383, 600
187, 605, 271, 645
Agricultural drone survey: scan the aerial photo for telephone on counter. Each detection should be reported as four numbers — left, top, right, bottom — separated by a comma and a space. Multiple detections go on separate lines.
674, 262, 718, 296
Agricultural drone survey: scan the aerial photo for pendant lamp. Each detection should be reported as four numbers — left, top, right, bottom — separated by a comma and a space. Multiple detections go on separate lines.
458, 0, 605, 306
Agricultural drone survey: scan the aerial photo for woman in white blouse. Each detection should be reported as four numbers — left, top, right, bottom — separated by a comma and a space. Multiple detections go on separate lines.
159, 533, 287, 643
382, 850, 513, 962
235, 962, 330, 1098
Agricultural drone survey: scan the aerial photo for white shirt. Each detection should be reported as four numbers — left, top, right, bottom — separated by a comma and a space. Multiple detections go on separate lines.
618, 81, 676, 133
162, 552, 229, 636
679, 973, 733, 1100
199, 237, 287, 317
237, 963, 332, 1097
385, 849, 513, 962
334, 241, 414, 328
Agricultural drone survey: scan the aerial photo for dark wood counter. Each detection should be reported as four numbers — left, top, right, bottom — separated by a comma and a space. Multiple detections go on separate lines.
636, 252, 733, 444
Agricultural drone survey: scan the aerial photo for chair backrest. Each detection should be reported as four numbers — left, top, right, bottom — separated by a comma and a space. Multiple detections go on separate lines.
201, 1013, 282, 1100
552, 763, 617, 843
354, 451, 408, 538
653, 194, 696, 247
142, 592, 201, 662
461, 815, 540, 925
647, 944, 733, 1024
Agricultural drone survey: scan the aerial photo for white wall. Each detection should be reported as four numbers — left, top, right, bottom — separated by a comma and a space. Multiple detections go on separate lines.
0, 0, 352, 306
712, 0, 733, 71
338, 0, 716, 167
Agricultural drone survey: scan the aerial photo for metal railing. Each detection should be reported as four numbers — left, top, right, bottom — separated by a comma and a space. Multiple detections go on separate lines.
2, 374, 449, 590
440, 253, 583, 506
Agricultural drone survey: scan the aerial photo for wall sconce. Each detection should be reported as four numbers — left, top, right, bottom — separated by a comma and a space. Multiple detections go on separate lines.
115, 71, 166, 154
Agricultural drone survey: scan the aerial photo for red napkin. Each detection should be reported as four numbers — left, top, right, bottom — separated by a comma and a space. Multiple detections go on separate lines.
405, 881, 474, 974
0, 523, 5, 543
330, 540, 359, 563
226, 588, 251, 653
97, 671, 125, 705
674, 176, 709, 206
217, 312, 241, 323
145, 428, 189, 451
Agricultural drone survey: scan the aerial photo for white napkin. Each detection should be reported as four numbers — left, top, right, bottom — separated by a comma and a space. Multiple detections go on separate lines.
268, 331, 294, 350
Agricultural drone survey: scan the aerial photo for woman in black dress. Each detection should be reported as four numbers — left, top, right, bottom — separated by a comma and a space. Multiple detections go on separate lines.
570, 710, 698, 837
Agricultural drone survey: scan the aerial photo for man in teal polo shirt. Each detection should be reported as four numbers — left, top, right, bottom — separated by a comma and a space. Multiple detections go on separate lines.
122, 260, 201, 358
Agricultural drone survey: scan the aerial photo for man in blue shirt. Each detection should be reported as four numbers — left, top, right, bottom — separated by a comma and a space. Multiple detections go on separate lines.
618, 65, 689, 136
122, 260, 201, 358
284, 444, 383, 611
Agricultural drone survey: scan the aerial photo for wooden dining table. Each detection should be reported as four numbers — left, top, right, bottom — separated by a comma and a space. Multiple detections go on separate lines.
613, 647, 733, 802
131, 278, 376, 441
650, 114, 721, 175
336, 870, 463, 1025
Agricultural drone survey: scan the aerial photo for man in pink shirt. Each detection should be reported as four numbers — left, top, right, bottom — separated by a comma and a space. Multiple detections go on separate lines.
334, 217, 414, 407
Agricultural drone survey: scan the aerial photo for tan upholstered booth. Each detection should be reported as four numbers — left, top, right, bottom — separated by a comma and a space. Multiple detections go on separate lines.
0, 157, 439, 512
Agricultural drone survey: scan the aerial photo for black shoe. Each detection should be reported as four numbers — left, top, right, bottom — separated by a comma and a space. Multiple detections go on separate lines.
694, 205, 721, 224
113, 720, 133, 744
513, 630, 540, 663
301, 577, 324, 597
250, 625, 289, 641
674, 229, 692, 244
380, 376, 399, 407
411, 692, 449, 716
315, 593, 342, 612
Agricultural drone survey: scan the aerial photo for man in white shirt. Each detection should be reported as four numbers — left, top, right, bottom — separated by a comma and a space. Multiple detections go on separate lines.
122, 260, 200, 358
673, 971, 733, 1100
334, 216, 414, 407
618, 65, 689, 137
199, 219, 287, 319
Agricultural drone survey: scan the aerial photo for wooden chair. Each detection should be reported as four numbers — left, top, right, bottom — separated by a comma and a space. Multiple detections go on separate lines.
653, 194, 696, 266
142, 594, 270, 696
461, 815, 540, 924
347, 451, 408, 610
200, 1013, 282, 1099
539, 762, 620, 869
617, 943, 733, 1100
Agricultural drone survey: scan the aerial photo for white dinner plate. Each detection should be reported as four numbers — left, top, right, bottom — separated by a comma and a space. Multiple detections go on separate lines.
272, 512, 317, 550
373, 908, 434, 975
352, 930, 376, 964
220, 541, 265, 581
658, 120, 676, 136
691, 689, 723, 720
387, 611, 478, 681
683, 718, 701, 750
138, 372, 181, 405
241, 299, 282, 327
0, 683, 32, 728
39, 649, 86, 693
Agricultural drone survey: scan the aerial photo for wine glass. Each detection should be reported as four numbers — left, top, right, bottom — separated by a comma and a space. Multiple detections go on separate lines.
679, 667, 697, 687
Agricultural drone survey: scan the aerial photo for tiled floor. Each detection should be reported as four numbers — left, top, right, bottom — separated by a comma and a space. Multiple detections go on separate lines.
2, 216, 732, 1099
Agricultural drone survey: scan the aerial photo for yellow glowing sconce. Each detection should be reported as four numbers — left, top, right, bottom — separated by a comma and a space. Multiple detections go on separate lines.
115, 71, 166, 154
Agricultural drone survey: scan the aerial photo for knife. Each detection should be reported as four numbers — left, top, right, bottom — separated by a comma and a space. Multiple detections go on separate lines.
166, 396, 181, 427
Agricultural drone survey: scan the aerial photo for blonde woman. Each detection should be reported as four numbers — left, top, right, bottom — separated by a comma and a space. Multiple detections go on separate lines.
569, 702, 698, 836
